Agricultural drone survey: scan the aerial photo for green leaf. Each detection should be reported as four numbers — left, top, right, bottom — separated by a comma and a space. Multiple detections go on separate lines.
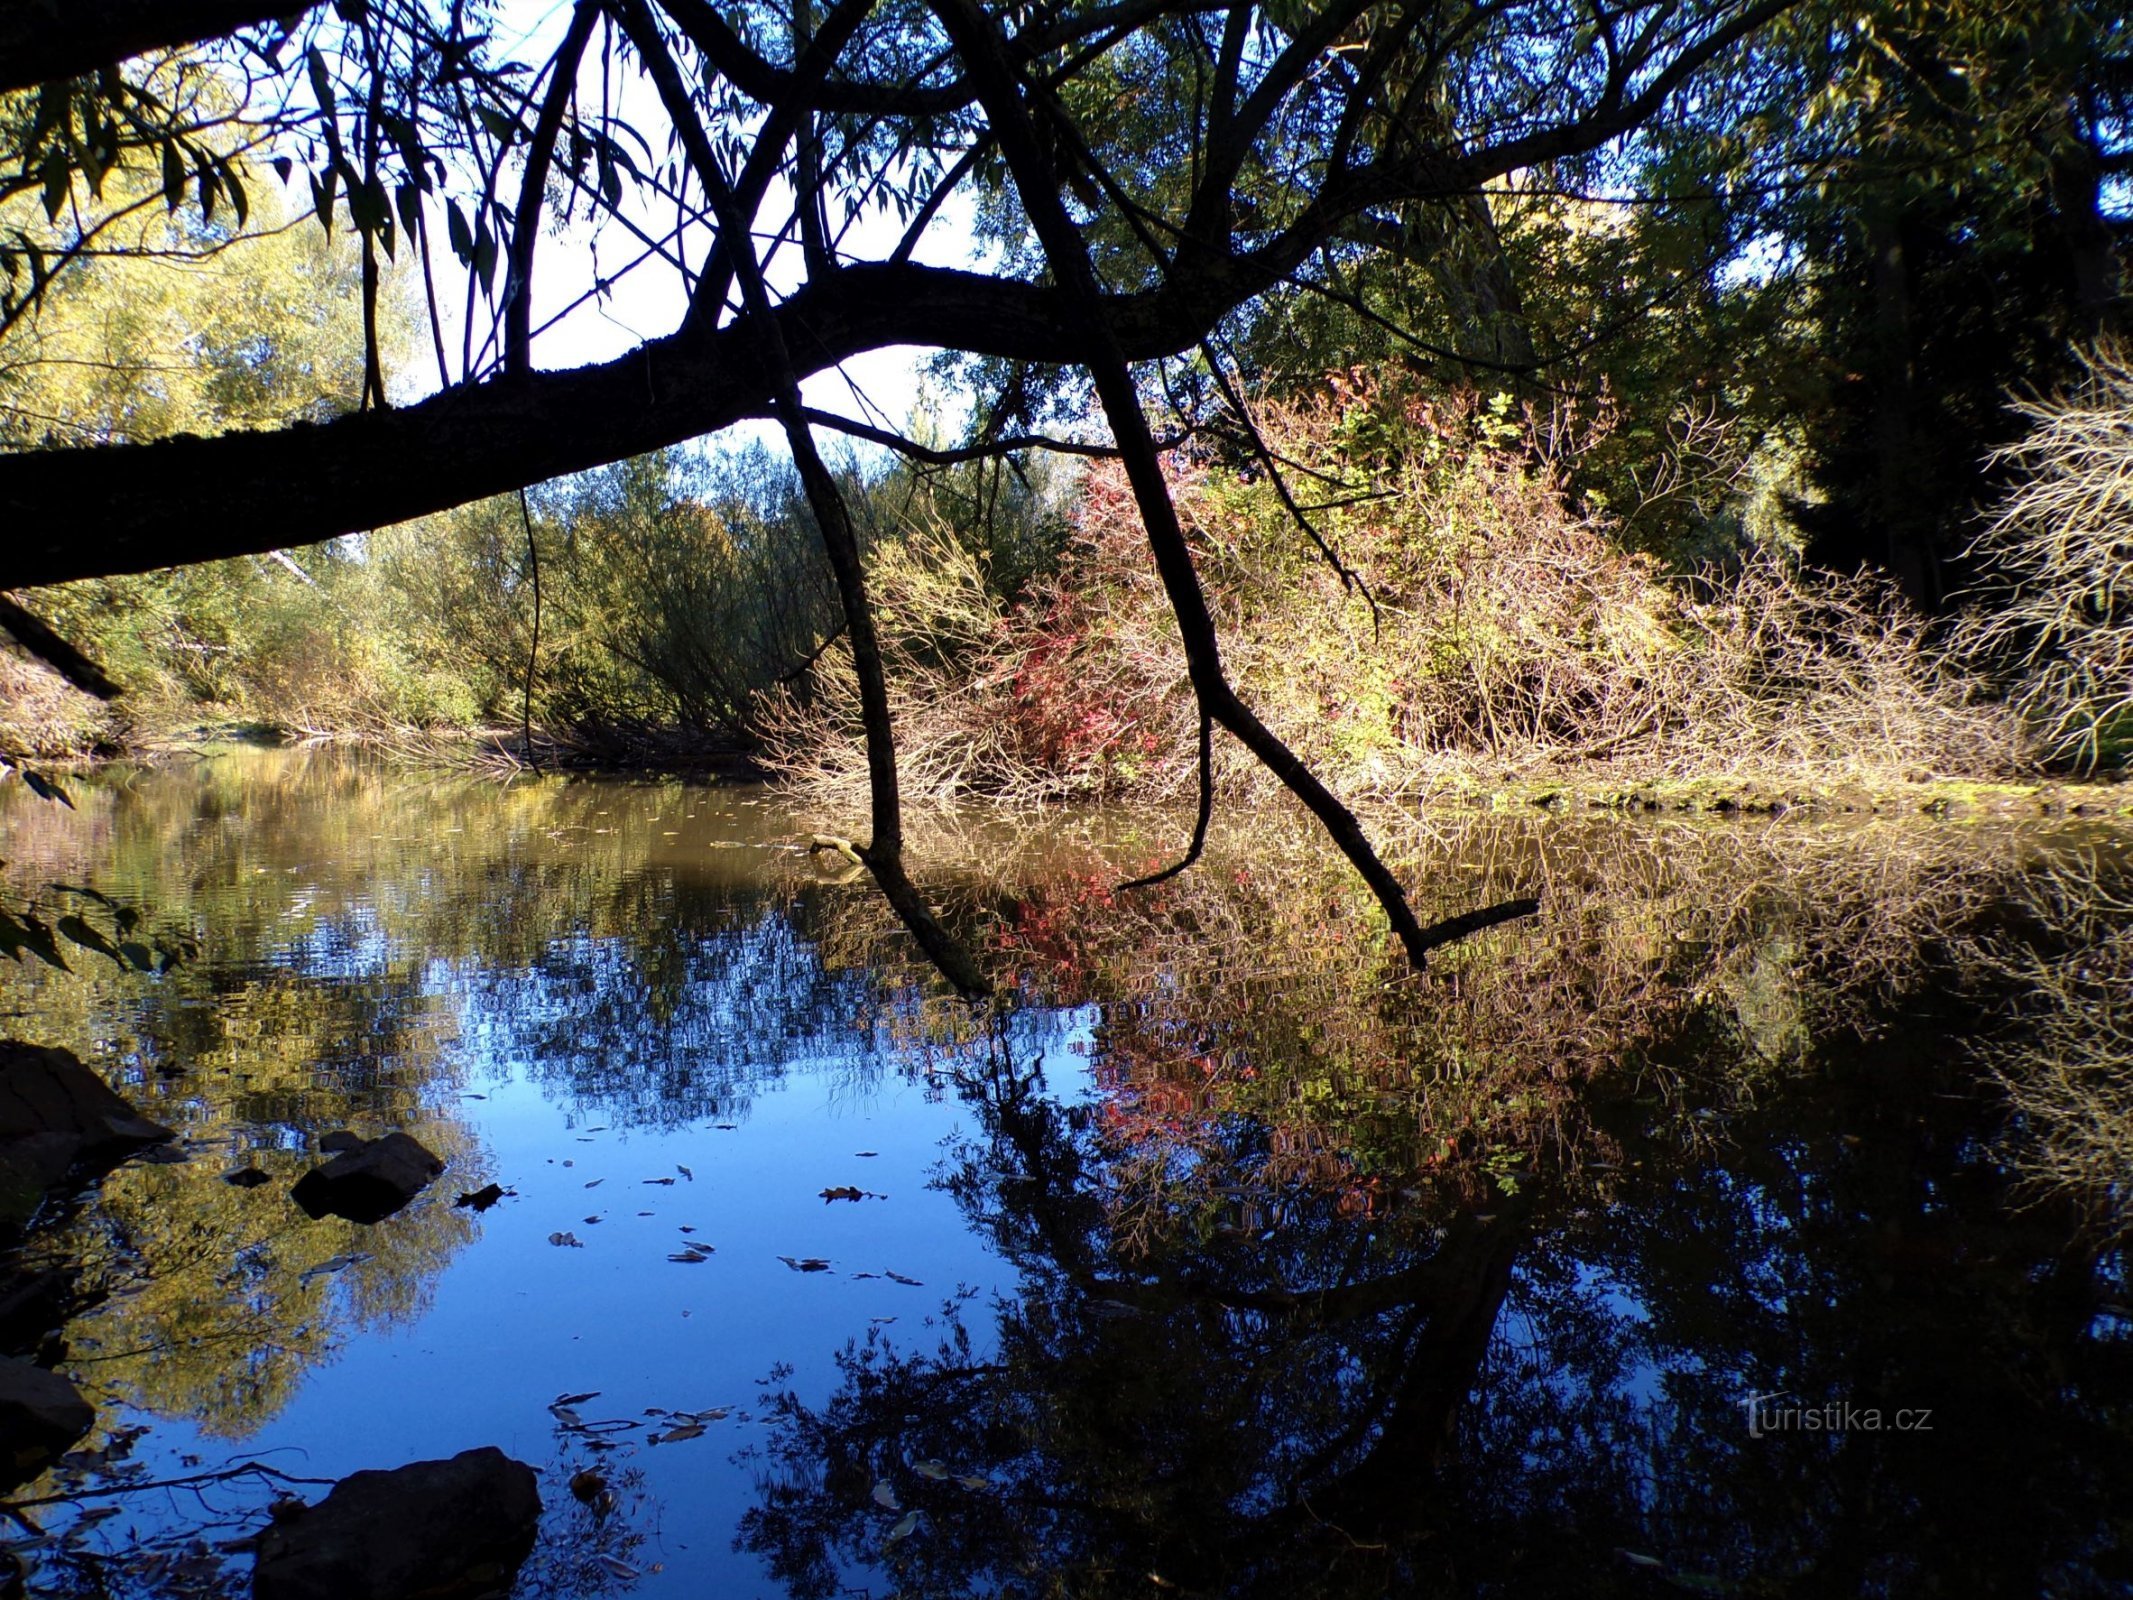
40, 151, 70, 222
471, 217, 497, 296
162, 138, 186, 210
445, 198, 472, 262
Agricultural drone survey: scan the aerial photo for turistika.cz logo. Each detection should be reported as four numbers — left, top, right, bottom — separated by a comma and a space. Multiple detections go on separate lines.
1741, 1392, 1934, 1439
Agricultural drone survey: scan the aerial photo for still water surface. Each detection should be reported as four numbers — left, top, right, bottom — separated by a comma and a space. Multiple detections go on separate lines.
3, 750, 2132, 1598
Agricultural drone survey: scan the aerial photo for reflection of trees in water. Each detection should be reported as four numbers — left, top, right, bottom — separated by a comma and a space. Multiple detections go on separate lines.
745, 1023, 2133, 1598
471, 893, 903, 1131
6, 754, 2133, 1593
743, 816, 2133, 1598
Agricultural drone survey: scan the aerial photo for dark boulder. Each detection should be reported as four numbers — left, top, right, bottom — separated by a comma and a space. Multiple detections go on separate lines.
0, 1353, 93, 1491
0, 1043, 173, 1155
251, 1447, 541, 1600
0, 1043, 173, 1232
290, 1133, 443, 1224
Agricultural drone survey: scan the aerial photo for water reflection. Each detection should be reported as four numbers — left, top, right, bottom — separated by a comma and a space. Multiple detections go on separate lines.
0, 751, 2130, 1597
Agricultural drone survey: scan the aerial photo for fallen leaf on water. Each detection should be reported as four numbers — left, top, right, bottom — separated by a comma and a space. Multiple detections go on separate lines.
598, 1554, 639, 1579
677, 1164, 693, 1180
870, 1315, 896, 1325
821, 1186, 864, 1203
778, 1256, 832, 1272
584, 1178, 604, 1188
956, 1475, 991, 1491
583, 1215, 603, 1225
854, 1150, 878, 1158
914, 1460, 949, 1480
871, 1481, 901, 1510
644, 1176, 676, 1186
556, 1391, 600, 1406
715, 1123, 737, 1130
454, 1183, 507, 1210
885, 1510, 920, 1544
667, 1251, 711, 1263
885, 1271, 923, 1286
549, 1232, 585, 1248
652, 1423, 705, 1444
550, 1407, 585, 1428
852, 1272, 880, 1280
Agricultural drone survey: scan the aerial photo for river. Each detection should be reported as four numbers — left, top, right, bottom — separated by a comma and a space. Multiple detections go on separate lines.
2, 748, 2130, 1597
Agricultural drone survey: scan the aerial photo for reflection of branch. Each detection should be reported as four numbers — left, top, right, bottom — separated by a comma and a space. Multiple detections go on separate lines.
5, 1460, 337, 1509
1411, 894, 1543, 957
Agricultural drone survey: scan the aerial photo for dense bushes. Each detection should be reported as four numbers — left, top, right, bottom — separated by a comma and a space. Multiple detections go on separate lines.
763, 373, 2027, 805
11, 359, 2121, 793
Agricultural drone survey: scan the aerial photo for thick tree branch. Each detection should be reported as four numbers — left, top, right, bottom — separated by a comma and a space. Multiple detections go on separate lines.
0, 0, 306, 93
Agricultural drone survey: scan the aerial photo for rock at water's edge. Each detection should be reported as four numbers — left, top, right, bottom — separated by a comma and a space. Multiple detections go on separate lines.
0, 1353, 93, 1491
290, 1132, 444, 1224
251, 1446, 541, 1600
0, 1043, 174, 1231
0, 1042, 173, 1155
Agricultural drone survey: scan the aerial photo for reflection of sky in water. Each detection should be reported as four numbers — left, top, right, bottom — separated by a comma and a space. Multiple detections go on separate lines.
53, 906, 1088, 1593
9, 753, 2133, 1597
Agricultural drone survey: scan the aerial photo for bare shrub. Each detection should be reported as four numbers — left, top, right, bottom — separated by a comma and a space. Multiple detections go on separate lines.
1966, 849, 2133, 1232
1960, 342, 2133, 771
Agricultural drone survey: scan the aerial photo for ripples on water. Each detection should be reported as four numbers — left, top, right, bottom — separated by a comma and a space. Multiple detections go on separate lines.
2, 748, 2131, 1598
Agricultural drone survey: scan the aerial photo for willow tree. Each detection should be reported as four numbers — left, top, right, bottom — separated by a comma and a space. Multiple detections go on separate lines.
0, 0, 1789, 990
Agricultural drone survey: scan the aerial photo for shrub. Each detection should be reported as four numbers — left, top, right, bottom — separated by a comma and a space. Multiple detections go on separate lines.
1960, 343, 2133, 771
764, 371, 2026, 805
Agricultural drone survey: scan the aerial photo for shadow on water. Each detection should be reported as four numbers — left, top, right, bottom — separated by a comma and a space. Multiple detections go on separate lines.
1, 749, 2130, 1596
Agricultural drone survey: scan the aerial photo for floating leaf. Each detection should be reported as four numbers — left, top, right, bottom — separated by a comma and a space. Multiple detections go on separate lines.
676, 1164, 693, 1180
914, 1460, 949, 1480
885, 1510, 920, 1544
885, 1271, 924, 1286
549, 1231, 584, 1248
955, 1475, 991, 1491
556, 1391, 600, 1406
644, 1176, 676, 1186
778, 1256, 832, 1272
821, 1186, 864, 1203
871, 1480, 900, 1510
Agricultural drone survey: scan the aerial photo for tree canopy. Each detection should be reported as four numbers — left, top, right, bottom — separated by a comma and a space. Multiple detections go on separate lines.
0, 0, 1791, 587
